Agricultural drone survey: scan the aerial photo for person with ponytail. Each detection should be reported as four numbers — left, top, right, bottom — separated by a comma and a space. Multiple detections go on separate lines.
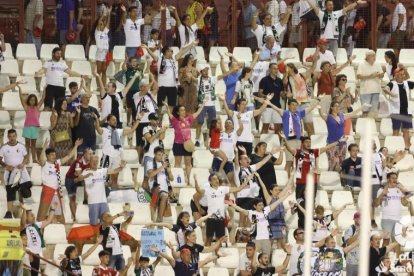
235, 67, 255, 112
332, 74, 357, 135
60, 236, 103, 275
384, 50, 398, 80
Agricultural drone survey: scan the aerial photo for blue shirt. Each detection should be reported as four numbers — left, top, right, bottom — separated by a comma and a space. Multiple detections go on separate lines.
282, 109, 306, 139
56, 0, 77, 31
243, 3, 258, 39
224, 72, 241, 105
326, 113, 345, 144
260, 44, 281, 61
66, 95, 81, 113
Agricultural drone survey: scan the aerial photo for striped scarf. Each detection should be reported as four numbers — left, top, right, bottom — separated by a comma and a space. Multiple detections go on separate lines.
55, 162, 63, 198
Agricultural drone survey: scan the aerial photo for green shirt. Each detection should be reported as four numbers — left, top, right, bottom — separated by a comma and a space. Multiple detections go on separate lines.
125, 67, 141, 93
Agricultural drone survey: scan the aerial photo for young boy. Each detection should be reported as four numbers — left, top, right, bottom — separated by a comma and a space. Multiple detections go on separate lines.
134, 241, 161, 275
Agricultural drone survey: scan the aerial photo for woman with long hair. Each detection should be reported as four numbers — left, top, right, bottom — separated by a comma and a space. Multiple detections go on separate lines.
384, 50, 398, 80
50, 98, 75, 163
318, 101, 369, 171
332, 74, 358, 135
235, 67, 255, 111
94, 6, 112, 85
178, 53, 199, 114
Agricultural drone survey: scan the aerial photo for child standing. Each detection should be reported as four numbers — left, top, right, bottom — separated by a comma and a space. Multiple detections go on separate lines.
209, 119, 228, 175
134, 241, 161, 275
95, 6, 112, 85
18, 85, 45, 164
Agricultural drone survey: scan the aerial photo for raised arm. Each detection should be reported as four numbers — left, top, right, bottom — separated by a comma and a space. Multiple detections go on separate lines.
280, 6, 292, 27
93, 113, 103, 135
195, 213, 213, 226
320, 136, 347, 154
175, 39, 199, 60
192, 101, 207, 120
122, 117, 141, 136
279, 131, 296, 156
228, 201, 249, 217
107, 160, 127, 176
38, 139, 49, 167
81, 236, 103, 261
275, 244, 291, 273
343, 238, 360, 255
121, 71, 141, 97
0, 81, 22, 94
153, 247, 176, 268
41, 202, 58, 228
196, 7, 213, 26
255, 172, 272, 204
17, 84, 27, 111
305, 98, 321, 114
252, 98, 269, 117
164, 101, 173, 119
343, 0, 366, 14
230, 173, 254, 193
344, 103, 370, 120
332, 203, 352, 220
269, 190, 292, 212
141, 44, 158, 62
317, 105, 328, 121
120, 5, 127, 24
171, 6, 181, 27
305, 0, 320, 15
194, 175, 205, 196
144, 222, 173, 230
218, 95, 234, 117
61, 138, 83, 165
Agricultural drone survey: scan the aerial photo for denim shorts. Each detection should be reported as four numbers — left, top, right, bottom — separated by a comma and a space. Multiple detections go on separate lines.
197, 106, 217, 125
109, 254, 125, 271
89, 202, 109, 225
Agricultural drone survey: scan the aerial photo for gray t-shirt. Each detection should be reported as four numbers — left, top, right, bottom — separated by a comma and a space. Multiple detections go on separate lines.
343, 225, 359, 265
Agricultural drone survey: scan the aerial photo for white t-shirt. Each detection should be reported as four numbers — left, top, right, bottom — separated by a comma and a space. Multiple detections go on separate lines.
0, 142, 27, 167
357, 61, 383, 94
315, 50, 336, 72
238, 252, 258, 273
252, 61, 269, 92
249, 206, 271, 240
377, 187, 403, 220
318, 10, 343, 39
232, 111, 254, 143
199, 182, 210, 207
157, 57, 178, 87
178, 24, 198, 48
133, 92, 158, 123
107, 226, 122, 255
95, 27, 109, 50
41, 159, 61, 189
147, 160, 169, 192
124, 18, 145, 47
26, 222, 43, 254
82, 168, 108, 204
102, 127, 123, 158
235, 79, 254, 107
289, 243, 305, 275
205, 185, 230, 218
198, 76, 218, 106
43, 61, 68, 87
253, 23, 286, 46
143, 125, 161, 158
235, 165, 260, 198
392, 3, 407, 31
220, 131, 238, 161
372, 152, 383, 185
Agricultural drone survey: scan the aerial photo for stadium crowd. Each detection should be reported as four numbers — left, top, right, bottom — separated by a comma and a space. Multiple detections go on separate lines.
2, 0, 414, 275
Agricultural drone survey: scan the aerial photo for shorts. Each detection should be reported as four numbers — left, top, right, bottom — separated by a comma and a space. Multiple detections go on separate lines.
391, 30, 406, 50
135, 122, 150, 147
261, 108, 282, 124
158, 86, 178, 107
143, 155, 153, 177
95, 48, 108, 62
126, 90, 138, 109
206, 217, 226, 238
172, 143, 193, 157
298, 103, 313, 123
65, 177, 77, 197
5, 181, 32, 201
89, 202, 110, 225
212, 158, 234, 174
125, 47, 138, 60
100, 154, 121, 169
381, 219, 398, 238
236, 197, 255, 210
360, 93, 379, 114
77, 137, 97, 154
286, 139, 301, 162
45, 85, 66, 109
391, 114, 413, 130
190, 200, 208, 214
22, 126, 40, 140
197, 106, 216, 125
372, 184, 381, 203
269, 219, 286, 239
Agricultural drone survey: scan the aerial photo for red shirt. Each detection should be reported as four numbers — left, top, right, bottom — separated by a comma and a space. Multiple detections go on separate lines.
210, 128, 221, 149
92, 265, 118, 276
317, 72, 334, 96
294, 149, 319, 185
66, 157, 90, 179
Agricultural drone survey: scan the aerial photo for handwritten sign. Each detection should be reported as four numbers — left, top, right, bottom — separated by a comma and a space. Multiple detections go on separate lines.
141, 229, 166, 257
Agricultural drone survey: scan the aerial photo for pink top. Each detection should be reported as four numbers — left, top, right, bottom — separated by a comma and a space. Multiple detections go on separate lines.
171, 115, 194, 144
24, 106, 40, 127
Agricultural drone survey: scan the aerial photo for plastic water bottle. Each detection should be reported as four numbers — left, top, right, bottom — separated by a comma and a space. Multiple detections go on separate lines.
177, 175, 182, 184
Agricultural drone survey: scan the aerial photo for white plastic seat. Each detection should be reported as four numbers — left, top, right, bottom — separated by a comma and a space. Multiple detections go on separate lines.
75, 204, 90, 223
113, 46, 126, 62
259, 133, 280, 150
380, 118, 393, 137
118, 167, 133, 187
0, 111, 12, 129
399, 172, 414, 191
271, 248, 287, 267
337, 209, 357, 230
44, 264, 62, 275
395, 154, 414, 171
359, 136, 380, 153
2, 92, 24, 110
355, 118, 378, 136
89, 94, 99, 110
171, 167, 186, 187
209, 46, 229, 65
319, 171, 341, 187
281, 47, 301, 65
216, 248, 239, 268
193, 150, 213, 168
35, 130, 50, 149
29, 165, 42, 185
65, 45, 86, 61
311, 134, 328, 148
318, 152, 329, 171
163, 128, 174, 150
44, 224, 67, 244
88, 45, 97, 61
1, 59, 20, 76
302, 48, 316, 65
71, 61, 92, 78
376, 48, 393, 66
16, 43, 38, 60
22, 59, 43, 76
121, 149, 139, 168
384, 136, 405, 154
39, 111, 52, 130
400, 49, 414, 67
208, 267, 229, 276
81, 244, 103, 266
15, 76, 37, 94
106, 62, 116, 78
189, 168, 210, 186
154, 266, 174, 276
351, 48, 370, 67
316, 190, 331, 209
233, 47, 252, 65
336, 48, 348, 66
81, 266, 95, 275
3, 43, 13, 59
275, 170, 288, 186
331, 191, 354, 209
125, 224, 144, 240
195, 46, 206, 63
53, 243, 73, 262
215, 79, 226, 95
13, 111, 26, 128
40, 44, 59, 61
340, 66, 356, 83
178, 188, 196, 207
313, 117, 328, 134
130, 203, 152, 225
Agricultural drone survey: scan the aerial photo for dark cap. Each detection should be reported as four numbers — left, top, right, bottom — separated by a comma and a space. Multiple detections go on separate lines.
148, 113, 159, 120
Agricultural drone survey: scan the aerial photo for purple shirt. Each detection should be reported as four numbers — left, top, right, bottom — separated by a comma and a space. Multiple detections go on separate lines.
326, 113, 345, 144
56, 0, 77, 31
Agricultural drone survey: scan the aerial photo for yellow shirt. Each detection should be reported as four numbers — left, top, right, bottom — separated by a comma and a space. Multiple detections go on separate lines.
186, 1, 204, 29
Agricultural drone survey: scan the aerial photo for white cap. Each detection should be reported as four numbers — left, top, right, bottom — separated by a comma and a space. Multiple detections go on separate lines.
198, 63, 210, 72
